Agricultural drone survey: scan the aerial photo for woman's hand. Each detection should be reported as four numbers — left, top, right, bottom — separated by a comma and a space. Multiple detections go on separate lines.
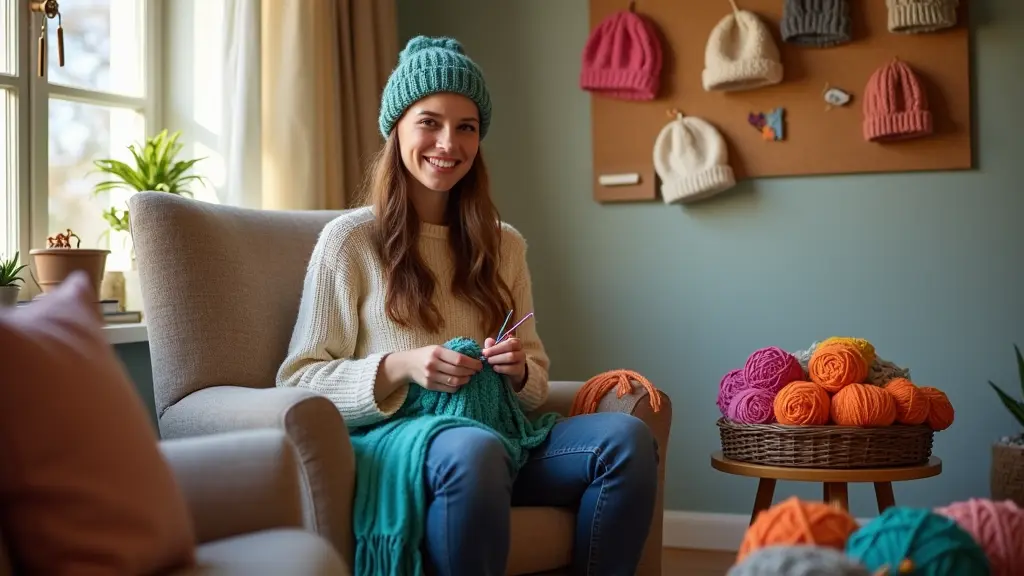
397, 345, 483, 393
482, 337, 528, 389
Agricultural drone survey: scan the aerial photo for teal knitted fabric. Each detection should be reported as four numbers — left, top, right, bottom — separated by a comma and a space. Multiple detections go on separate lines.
378, 35, 492, 139
349, 337, 559, 576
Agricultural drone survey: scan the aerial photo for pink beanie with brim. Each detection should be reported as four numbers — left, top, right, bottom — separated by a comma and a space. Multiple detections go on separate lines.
862, 59, 933, 141
580, 9, 663, 100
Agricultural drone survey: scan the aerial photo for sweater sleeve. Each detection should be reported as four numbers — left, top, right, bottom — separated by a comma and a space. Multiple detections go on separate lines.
276, 222, 408, 427
504, 232, 550, 412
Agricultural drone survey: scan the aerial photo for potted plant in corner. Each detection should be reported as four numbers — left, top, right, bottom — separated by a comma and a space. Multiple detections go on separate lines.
0, 252, 28, 307
91, 128, 208, 262
988, 343, 1024, 507
29, 229, 110, 296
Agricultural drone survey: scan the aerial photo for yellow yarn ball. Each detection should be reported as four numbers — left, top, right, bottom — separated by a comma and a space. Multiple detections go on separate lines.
820, 337, 876, 366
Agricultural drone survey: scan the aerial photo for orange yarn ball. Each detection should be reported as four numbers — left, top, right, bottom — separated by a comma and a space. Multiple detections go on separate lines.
808, 342, 868, 393
884, 378, 930, 425
831, 383, 897, 426
919, 386, 955, 431
820, 336, 877, 366
737, 496, 859, 564
774, 381, 831, 425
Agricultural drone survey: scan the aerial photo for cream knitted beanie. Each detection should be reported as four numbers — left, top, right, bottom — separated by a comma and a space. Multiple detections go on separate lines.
653, 113, 736, 204
703, 6, 784, 92
887, 0, 958, 34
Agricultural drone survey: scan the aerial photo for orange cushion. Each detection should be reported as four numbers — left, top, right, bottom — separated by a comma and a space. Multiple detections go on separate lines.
0, 272, 195, 573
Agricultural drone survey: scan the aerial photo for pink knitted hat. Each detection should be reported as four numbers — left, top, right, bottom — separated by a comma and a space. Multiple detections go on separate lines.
580, 8, 662, 100
862, 59, 933, 142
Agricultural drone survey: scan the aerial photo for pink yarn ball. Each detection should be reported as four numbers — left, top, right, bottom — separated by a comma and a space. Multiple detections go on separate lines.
934, 498, 1024, 576
743, 347, 804, 394
717, 369, 747, 417
727, 388, 776, 424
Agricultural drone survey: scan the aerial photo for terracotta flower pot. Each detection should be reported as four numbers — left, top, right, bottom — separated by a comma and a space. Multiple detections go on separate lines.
0, 285, 19, 308
991, 441, 1024, 507
29, 248, 111, 295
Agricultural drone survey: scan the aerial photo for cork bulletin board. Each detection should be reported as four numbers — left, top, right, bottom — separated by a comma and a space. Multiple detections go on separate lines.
586, 0, 973, 203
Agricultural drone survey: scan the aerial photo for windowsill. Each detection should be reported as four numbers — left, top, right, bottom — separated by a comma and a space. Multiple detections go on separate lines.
104, 322, 149, 345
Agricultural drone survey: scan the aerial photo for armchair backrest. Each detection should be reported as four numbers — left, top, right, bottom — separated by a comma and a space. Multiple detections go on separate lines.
128, 192, 347, 418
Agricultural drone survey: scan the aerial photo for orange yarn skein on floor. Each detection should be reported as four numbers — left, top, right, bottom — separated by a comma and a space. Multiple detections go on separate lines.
808, 342, 868, 393
773, 381, 831, 425
737, 497, 859, 564
831, 383, 897, 426
919, 386, 955, 430
570, 369, 662, 416
884, 378, 930, 425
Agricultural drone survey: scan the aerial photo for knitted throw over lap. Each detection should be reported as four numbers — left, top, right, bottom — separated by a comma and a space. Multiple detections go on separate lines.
349, 337, 560, 576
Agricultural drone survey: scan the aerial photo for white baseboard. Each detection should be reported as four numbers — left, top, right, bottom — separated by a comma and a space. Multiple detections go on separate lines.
663, 510, 875, 552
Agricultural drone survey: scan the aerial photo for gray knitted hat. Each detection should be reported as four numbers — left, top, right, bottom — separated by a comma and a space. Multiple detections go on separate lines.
781, 0, 851, 47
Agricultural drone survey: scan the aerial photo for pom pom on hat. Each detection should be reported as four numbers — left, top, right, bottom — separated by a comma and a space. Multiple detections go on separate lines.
653, 113, 736, 204
781, 0, 852, 47
580, 9, 663, 100
379, 35, 492, 139
888, 0, 958, 34
862, 59, 932, 142
703, 8, 784, 92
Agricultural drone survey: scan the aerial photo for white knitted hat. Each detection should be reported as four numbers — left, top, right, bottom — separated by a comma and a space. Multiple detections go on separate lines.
703, 8, 784, 92
653, 113, 736, 204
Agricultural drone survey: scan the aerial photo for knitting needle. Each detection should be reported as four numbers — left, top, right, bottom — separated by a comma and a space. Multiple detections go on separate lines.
496, 312, 533, 344
496, 309, 513, 342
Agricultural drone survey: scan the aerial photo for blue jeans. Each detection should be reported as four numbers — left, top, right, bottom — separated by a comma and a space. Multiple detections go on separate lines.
423, 412, 659, 576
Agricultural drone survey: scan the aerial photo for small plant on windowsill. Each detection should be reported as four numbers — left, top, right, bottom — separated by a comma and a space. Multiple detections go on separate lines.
29, 229, 110, 297
988, 344, 1024, 507
91, 129, 209, 254
0, 252, 28, 308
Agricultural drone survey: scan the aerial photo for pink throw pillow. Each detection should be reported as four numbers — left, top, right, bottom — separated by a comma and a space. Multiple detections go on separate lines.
0, 272, 195, 574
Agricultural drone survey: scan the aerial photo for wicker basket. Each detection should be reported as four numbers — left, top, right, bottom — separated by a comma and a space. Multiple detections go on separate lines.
717, 418, 934, 469
990, 442, 1024, 507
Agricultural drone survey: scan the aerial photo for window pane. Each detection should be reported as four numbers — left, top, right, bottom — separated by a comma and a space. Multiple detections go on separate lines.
0, 88, 15, 259
46, 0, 144, 96
48, 98, 143, 271
0, 0, 14, 76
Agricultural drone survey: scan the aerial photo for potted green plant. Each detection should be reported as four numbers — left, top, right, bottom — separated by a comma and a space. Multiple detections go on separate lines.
91, 129, 208, 251
988, 344, 1024, 506
0, 252, 28, 307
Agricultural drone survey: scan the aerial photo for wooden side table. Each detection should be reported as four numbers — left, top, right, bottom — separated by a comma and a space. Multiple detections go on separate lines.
710, 451, 942, 525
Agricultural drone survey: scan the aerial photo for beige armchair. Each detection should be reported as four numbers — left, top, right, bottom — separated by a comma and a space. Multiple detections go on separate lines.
0, 428, 346, 575
128, 192, 673, 576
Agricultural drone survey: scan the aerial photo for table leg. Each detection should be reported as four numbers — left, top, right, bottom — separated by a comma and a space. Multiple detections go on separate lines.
750, 478, 776, 525
874, 482, 895, 513
823, 483, 830, 501
825, 482, 849, 511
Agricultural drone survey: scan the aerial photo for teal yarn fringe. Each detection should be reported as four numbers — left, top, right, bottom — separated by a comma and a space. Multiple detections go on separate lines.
845, 506, 990, 575
349, 336, 559, 576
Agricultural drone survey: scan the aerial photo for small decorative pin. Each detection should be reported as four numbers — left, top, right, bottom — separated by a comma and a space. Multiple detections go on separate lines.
823, 82, 852, 111
748, 107, 785, 141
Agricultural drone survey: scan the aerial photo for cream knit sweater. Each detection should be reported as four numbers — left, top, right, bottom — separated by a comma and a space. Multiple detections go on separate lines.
276, 207, 550, 427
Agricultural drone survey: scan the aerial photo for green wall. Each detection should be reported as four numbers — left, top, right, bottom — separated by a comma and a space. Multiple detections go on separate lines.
396, 0, 1024, 518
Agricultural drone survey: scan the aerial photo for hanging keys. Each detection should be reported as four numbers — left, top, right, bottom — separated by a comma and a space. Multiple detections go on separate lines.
30, 0, 64, 77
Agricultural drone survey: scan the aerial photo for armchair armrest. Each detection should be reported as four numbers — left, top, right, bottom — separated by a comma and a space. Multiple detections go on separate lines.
159, 386, 355, 567
535, 379, 672, 576
159, 428, 304, 544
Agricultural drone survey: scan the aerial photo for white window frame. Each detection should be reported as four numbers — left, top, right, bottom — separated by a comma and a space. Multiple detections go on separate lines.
4, 0, 162, 299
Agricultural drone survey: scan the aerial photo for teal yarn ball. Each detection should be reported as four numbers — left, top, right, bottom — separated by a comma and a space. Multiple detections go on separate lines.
845, 507, 991, 575
378, 35, 492, 139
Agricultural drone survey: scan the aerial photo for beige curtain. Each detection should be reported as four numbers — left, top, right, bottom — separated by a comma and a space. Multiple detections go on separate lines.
222, 0, 397, 210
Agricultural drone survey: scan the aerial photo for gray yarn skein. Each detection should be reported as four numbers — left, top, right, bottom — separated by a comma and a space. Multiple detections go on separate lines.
728, 545, 870, 576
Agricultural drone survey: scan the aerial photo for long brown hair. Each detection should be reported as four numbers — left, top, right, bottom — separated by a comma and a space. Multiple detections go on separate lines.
361, 132, 513, 334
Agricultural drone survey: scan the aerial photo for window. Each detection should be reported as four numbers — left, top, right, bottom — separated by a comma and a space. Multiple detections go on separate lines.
1, 0, 159, 290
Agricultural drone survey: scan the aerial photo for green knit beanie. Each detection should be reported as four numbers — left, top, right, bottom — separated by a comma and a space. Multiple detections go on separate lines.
378, 35, 492, 139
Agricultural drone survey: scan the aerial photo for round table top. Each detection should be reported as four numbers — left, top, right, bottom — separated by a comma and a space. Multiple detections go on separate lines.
710, 451, 942, 482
